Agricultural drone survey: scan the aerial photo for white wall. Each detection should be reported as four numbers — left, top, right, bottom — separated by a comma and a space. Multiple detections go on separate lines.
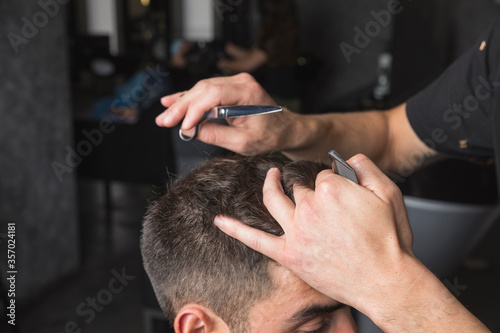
182, 0, 215, 41
86, 0, 120, 55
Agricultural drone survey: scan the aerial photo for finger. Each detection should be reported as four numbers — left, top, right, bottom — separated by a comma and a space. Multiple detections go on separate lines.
347, 154, 393, 188
262, 168, 296, 228
195, 121, 241, 148
312, 169, 348, 194
214, 215, 284, 261
349, 155, 413, 250
290, 180, 318, 206
180, 81, 256, 130
155, 111, 169, 127
347, 154, 400, 203
314, 168, 339, 185
161, 91, 185, 107
160, 83, 232, 130
159, 91, 195, 128
156, 92, 187, 126
179, 126, 196, 140
178, 73, 262, 130
159, 73, 260, 129
196, 120, 263, 153
301, 169, 348, 207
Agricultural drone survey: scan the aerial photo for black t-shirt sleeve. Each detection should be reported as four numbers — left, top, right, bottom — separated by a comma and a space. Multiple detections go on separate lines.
406, 19, 500, 161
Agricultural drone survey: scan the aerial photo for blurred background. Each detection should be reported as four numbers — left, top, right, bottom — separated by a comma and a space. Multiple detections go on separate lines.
0, 0, 499, 332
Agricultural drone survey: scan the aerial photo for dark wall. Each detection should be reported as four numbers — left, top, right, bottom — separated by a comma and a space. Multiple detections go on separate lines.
295, 0, 393, 111
0, 0, 78, 301
295, 0, 500, 112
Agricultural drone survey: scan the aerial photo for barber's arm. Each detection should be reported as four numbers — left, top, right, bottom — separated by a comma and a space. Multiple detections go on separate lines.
157, 73, 434, 176
279, 102, 438, 173
213, 155, 490, 332
217, 47, 268, 73
224, 42, 252, 60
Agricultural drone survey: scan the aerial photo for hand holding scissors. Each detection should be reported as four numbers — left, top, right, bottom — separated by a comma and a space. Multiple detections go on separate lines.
179, 105, 283, 142
157, 73, 299, 155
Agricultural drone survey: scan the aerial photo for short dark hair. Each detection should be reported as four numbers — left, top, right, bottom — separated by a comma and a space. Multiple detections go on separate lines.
141, 155, 328, 331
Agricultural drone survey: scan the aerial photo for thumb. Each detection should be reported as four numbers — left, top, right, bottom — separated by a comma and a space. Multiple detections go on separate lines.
196, 122, 248, 152
347, 154, 402, 205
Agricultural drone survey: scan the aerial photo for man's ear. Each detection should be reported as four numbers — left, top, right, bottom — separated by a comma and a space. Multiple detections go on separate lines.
174, 304, 227, 333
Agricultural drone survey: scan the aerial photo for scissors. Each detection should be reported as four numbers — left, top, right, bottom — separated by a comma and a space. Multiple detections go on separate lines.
328, 150, 359, 184
179, 105, 283, 142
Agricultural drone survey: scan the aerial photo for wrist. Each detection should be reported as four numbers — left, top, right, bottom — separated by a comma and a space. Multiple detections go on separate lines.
365, 255, 432, 328
365, 255, 488, 332
281, 113, 332, 162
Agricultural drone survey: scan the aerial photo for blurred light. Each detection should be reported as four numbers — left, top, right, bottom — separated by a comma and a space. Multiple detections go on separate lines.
141, 0, 150, 6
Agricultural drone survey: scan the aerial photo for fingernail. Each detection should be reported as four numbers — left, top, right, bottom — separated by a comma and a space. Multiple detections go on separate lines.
163, 111, 171, 121
156, 114, 165, 125
214, 216, 225, 228
267, 168, 278, 175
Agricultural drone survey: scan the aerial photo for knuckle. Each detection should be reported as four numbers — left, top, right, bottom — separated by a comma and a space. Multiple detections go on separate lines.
296, 197, 318, 220
206, 84, 222, 97
194, 79, 209, 90
384, 181, 403, 202
350, 153, 370, 165
388, 185, 404, 204
247, 80, 263, 94
237, 72, 254, 82
316, 177, 338, 197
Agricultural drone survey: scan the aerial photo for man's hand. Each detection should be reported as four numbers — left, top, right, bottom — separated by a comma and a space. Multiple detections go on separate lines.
214, 154, 489, 332
215, 154, 414, 309
156, 73, 299, 155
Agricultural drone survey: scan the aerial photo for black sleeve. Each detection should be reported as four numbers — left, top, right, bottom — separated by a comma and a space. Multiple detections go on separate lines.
406, 18, 500, 161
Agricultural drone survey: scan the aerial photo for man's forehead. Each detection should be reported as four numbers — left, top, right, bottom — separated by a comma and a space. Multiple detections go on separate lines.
268, 264, 338, 305
247, 264, 344, 332
268, 264, 313, 290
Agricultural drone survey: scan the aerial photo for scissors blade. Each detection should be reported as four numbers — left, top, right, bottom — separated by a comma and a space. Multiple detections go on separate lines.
207, 105, 282, 119
328, 150, 359, 184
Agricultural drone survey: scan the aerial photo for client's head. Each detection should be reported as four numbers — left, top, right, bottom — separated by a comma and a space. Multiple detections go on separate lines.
141, 155, 357, 333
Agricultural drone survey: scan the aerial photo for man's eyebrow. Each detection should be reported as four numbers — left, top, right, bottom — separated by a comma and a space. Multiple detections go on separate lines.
287, 303, 346, 324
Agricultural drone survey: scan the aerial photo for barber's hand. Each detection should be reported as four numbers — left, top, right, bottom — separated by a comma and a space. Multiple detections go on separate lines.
215, 155, 490, 332
216, 155, 420, 316
156, 73, 298, 155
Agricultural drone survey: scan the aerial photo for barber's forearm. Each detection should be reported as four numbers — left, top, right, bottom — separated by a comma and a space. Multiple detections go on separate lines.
224, 42, 250, 59
281, 111, 390, 168
282, 103, 438, 175
366, 256, 489, 333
